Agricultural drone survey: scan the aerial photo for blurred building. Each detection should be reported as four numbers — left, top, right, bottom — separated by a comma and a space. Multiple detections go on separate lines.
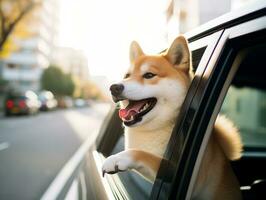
52, 47, 89, 81
167, 0, 257, 41
1, 0, 59, 92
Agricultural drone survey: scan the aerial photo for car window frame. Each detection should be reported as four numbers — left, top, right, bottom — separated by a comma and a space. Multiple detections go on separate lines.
150, 30, 224, 199
175, 16, 266, 200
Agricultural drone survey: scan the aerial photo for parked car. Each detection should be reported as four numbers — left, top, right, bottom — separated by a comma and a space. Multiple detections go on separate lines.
38, 91, 58, 111
4, 90, 40, 116
40, 3, 266, 200
57, 96, 74, 109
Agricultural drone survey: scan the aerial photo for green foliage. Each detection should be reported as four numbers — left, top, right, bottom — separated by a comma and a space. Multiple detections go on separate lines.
41, 66, 75, 97
0, 0, 40, 54
0, 77, 7, 85
0, 77, 8, 92
63, 74, 75, 96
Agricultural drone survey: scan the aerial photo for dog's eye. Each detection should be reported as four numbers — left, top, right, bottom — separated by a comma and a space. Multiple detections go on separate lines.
124, 73, 130, 79
143, 72, 156, 79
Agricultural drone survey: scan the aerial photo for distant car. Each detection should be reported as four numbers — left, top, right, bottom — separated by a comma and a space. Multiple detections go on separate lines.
74, 98, 88, 108
4, 91, 40, 116
38, 91, 58, 111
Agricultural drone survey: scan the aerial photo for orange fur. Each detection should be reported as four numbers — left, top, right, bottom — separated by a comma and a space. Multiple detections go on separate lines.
214, 115, 243, 160
130, 149, 162, 181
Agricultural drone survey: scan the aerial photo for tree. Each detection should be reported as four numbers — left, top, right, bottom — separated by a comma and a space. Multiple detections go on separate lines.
0, 76, 7, 92
0, 0, 40, 57
41, 66, 75, 97
63, 74, 75, 96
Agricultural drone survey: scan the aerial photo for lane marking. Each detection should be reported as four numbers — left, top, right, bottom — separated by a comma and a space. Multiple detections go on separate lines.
0, 142, 10, 151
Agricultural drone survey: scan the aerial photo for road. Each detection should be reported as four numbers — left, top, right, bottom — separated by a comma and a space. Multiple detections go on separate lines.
0, 103, 111, 200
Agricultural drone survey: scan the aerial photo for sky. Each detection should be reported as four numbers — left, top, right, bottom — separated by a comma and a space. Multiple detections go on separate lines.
58, 0, 170, 81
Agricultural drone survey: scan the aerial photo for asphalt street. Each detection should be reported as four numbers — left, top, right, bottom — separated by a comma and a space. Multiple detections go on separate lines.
0, 103, 110, 200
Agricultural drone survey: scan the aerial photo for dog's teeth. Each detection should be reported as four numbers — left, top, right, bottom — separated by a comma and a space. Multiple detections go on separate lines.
144, 104, 149, 109
130, 116, 134, 121
139, 103, 150, 113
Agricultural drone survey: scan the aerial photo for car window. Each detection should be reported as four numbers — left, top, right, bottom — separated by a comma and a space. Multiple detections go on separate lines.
218, 41, 266, 148
191, 47, 206, 73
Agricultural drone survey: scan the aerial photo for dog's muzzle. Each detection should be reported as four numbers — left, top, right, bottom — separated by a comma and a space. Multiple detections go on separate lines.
110, 84, 126, 103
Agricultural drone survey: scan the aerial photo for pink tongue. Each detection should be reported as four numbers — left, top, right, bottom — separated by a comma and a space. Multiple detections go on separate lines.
119, 100, 147, 119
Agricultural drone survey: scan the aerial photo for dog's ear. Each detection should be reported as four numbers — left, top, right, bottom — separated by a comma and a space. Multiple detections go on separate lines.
165, 35, 191, 73
130, 41, 144, 63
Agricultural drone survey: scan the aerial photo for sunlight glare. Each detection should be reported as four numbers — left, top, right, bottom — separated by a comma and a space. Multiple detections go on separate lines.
59, 0, 170, 82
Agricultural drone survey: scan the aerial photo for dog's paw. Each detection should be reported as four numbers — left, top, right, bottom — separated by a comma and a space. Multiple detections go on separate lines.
102, 151, 134, 177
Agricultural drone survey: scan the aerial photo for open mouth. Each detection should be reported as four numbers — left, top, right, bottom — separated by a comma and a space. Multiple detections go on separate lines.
118, 98, 157, 126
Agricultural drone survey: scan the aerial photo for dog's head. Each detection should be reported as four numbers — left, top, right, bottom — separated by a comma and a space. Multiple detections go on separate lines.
110, 36, 192, 129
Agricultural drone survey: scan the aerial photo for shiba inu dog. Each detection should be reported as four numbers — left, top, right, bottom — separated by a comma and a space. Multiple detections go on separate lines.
102, 36, 243, 199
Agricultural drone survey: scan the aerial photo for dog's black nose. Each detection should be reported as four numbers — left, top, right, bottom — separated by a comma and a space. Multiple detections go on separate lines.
110, 84, 124, 96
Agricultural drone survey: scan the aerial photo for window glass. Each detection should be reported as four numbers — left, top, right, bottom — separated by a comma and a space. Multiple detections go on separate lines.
191, 47, 207, 72
220, 86, 266, 147
219, 42, 266, 148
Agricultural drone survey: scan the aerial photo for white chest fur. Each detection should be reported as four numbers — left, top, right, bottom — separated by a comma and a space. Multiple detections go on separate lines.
125, 125, 174, 157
